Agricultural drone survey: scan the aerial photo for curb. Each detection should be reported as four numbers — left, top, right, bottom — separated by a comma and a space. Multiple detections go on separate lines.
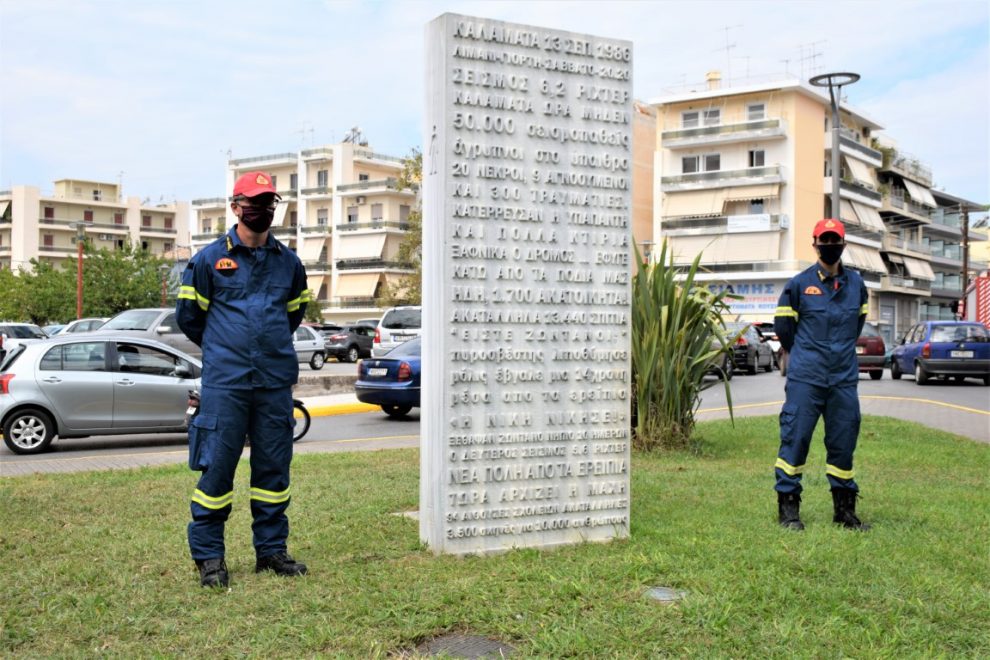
307, 402, 379, 417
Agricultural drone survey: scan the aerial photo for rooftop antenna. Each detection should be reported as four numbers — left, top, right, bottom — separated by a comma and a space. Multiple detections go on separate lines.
117, 170, 124, 201
798, 40, 826, 79
296, 121, 315, 147
780, 58, 791, 77
715, 24, 742, 83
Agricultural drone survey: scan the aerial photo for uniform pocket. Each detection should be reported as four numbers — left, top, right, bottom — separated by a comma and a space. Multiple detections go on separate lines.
189, 413, 218, 471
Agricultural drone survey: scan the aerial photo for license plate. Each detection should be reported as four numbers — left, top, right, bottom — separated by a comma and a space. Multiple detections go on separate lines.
186, 406, 197, 416
855, 346, 864, 354
368, 368, 388, 376
950, 350, 974, 358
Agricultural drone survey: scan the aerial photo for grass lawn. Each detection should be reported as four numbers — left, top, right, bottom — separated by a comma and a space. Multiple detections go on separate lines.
2, 415, 988, 657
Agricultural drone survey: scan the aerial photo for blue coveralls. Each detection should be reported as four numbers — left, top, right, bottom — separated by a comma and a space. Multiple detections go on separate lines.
773, 263, 868, 495
176, 226, 310, 561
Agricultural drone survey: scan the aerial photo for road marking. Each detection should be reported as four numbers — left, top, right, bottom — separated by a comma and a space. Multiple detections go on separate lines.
698, 396, 990, 416
317, 434, 419, 445
698, 401, 782, 414
307, 403, 379, 417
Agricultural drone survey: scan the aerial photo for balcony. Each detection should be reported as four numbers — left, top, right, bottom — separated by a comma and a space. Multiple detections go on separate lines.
301, 147, 333, 161
139, 225, 177, 235
329, 296, 382, 309
39, 218, 131, 232
191, 197, 226, 208
192, 232, 223, 241
300, 224, 331, 235
880, 274, 930, 295
881, 235, 931, 256
300, 185, 332, 198
278, 190, 297, 200
825, 177, 882, 206
302, 259, 331, 272
661, 165, 782, 192
271, 227, 297, 239
880, 149, 933, 187
229, 152, 296, 167
825, 132, 883, 167
661, 213, 787, 236
38, 245, 76, 254
353, 147, 406, 164
0, 246, 10, 254
337, 178, 414, 196
880, 193, 931, 224
661, 118, 786, 149
930, 285, 964, 299
335, 221, 409, 232
336, 258, 411, 271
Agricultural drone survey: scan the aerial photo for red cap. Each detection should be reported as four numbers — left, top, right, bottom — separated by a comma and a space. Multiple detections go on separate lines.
813, 218, 845, 239
232, 171, 279, 199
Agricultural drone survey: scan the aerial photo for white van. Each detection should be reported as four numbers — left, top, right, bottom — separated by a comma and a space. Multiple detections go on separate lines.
373, 306, 421, 357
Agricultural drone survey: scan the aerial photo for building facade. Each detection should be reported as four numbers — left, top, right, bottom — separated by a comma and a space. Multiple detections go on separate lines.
0, 179, 189, 273
191, 141, 416, 323
651, 74, 986, 345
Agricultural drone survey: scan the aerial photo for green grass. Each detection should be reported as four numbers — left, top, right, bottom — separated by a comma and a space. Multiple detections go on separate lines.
2, 416, 988, 657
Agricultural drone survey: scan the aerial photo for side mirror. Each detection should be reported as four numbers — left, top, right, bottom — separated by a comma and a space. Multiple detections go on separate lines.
174, 364, 192, 379
156, 326, 171, 334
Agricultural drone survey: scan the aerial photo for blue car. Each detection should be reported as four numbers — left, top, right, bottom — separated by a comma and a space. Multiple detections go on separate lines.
355, 336, 421, 418
890, 321, 990, 385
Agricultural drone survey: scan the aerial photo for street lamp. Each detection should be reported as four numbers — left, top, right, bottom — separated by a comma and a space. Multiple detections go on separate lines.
70, 222, 88, 319
810, 72, 860, 219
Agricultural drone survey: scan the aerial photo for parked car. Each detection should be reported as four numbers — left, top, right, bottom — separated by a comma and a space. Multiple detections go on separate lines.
43, 324, 65, 337
890, 321, 990, 385
857, 322, 886, 380
705, 328, 733, 381
324, 324, 375, 363
724, 321, 774, 375
355, 336, 421, 418
0, 335, 201, 454
754, 322, 782, 367
355, 318, 380, 328
93, 308, 201, 358
373, 306, 422, 357
56, 317, 108, 335
0, 322, 49, 363
293, 325, 327, 370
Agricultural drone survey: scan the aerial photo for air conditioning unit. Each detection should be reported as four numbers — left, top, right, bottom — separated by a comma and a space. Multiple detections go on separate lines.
356, 196, 366, 205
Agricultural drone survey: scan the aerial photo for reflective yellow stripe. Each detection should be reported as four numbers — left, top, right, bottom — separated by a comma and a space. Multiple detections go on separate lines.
774, 458, 805, 476
775, 306, 798, 320
287, 290, 312, 312
826, 464, 855, 480
195, 292, 210, 311
250, 486, 291, 504
179, 285, 210, 311
301, 288, 313, 302
859, 304, 869, 315
191, 489, 233, 510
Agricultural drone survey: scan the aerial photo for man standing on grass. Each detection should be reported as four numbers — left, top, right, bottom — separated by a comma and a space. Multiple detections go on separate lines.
773, 218, 870, 531
177, 170, 312, 587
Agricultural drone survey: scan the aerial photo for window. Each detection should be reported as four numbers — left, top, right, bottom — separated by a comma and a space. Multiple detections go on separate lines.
347, 206, 358, 223
749, 199, 765, 214
682, 156, 699, 174
115, 342, 186, 377
44, 206, 54, 219
747, 103, 765, 121
203, 219, 212, 233
114, 212, 124, 224
41, 342, 107, 372
703, 109, 720, 126
289, 211, 298, 227
142, 215, 151, 227
358, 173, 369, 181
93, 190, 102, 201
682, 111, 699, 128
317, 209, 328, 226
43, 234, 53, 247
289, 173, 298, 190
371, 203, 383, 222
141, 240, 149, 250
704, 154, 720, 171
317, 170, 328, 187
164, 241, 173, 253
270, 175, 277, 190
84, 210, 94, 222
748, 150, 765, 167
399, 205, 410, 222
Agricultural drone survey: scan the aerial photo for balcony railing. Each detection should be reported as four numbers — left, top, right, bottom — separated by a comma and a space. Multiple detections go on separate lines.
661, 165, 782, 190
886, 151, 933, 187
331, 296, 382, 308
928, 209, 963, 229
661, 213, 786, 233
140, 225, 177, 234
335, 221, 409, 232
38, 245, 74, 252
193, 232, 223, 241
663, 118, 782, 141
229, 152, 296, 166
300, 186, 332, 196
838, 135, 883, 163
337, 178, 402, 192
881, 235, 931, 255
271, 227, 296, 237
301, 147, 333, 159
302, 259, 330, 269
336, 258, 411, 271
839, 179, 882, 204
191, 197, 226, 206
881, 274, 930, 293
884, 193, 932, 220
300, 225, 331, 234
278, 190, 297, 199
39, 218, 130, 230
353, 147, 406, 163
0, 246, 10, 254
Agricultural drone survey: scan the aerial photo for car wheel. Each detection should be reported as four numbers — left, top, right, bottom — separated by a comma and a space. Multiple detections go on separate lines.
746, 353, 757, 375
309, 352, 325, 370
3, 408, 56, 455
914, 362, 929, 385
870, 370, 883, 380
382, 404, 412, 419
763, 353, 774, 372
721, 355, 733, 381
983, 375, 990, 386
346, 346, 360, 363
891, 359, 902, 380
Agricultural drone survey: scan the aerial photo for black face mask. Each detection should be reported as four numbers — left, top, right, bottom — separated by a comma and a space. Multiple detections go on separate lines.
817, 243, 844, 266
239, 205, 275, 234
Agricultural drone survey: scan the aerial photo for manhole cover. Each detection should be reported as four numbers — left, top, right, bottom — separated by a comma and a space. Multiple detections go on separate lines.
645, 586, 688, 603
416, 633, 514, 658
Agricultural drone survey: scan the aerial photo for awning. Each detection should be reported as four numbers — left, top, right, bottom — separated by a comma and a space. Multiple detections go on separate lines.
669, 233, 780, 265
851, 201, 886, 233
662, 190, 726, 217
839, 199, 860, 227
886, 253, 904, 265
338, 233, 387, 259
844, 156, 875, 187
860, 246, 886, 273
722, 184, 780, 202
0, 201, 9, 217
844, 243, 885, 273
902, 256, 935, 280
902, 179, 937, 208
335, 273, 381, 297
273, 202, 289, 227
298, 236, 327, 261
842, 243, 865, 269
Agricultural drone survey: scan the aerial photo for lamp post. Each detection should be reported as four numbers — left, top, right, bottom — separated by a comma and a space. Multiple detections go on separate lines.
810, 72, 860, 219
71, 222, 88, 319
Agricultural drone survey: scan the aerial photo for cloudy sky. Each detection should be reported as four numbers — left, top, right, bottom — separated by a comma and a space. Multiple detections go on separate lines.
1, 0, 987, 207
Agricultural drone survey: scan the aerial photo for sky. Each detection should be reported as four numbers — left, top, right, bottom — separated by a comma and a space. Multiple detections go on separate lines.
1, 0, 987, 207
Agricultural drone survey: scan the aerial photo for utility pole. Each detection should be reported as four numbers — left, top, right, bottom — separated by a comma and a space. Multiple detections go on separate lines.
962, 205, 970, 294
73, 223, 87, 318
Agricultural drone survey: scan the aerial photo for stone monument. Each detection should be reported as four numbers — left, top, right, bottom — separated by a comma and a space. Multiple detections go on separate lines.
421, 13, 633, 554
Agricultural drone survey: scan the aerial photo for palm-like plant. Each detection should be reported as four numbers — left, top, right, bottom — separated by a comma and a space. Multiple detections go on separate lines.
631, 240, 736, 450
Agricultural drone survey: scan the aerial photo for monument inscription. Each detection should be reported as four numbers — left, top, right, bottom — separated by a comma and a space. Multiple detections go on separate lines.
422, 13, 632, 554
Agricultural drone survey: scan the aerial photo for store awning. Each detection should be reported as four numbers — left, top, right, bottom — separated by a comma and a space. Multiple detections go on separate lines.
662, 190, 726, 217
902, 256, 935, 280
844, 156, 875, 188
722, 184, 780, 202
335, 273, 381, 297
851, 201, 886, 233
902, 179, 937, 208
338, 233, 387, 259
669, 233, 780, 265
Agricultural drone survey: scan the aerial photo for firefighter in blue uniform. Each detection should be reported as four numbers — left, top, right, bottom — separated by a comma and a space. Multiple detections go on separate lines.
177, 170, 312, 587
773, 218, 870, 531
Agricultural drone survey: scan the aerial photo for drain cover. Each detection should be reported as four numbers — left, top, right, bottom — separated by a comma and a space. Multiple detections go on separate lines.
645, 586, 688, 603
416, 633, 514, 658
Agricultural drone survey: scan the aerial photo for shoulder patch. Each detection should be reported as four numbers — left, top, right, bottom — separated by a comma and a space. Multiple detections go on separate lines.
215, 257, 238, 271
803, 285, 823, 295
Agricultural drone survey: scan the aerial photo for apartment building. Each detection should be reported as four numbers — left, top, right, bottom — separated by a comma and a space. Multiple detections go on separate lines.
0, 179, 189, 272
190, 141, 416, 323
650, 73, 986, 345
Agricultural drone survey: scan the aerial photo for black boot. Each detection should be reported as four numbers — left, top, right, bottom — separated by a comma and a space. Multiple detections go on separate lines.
196, 558, 229, 588
777, 492, 804, 530
256, 551, 308, 576
832, 489, 871, 531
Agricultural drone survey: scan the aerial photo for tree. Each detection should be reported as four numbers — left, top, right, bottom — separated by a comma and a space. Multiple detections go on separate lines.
379, 149, 422, 307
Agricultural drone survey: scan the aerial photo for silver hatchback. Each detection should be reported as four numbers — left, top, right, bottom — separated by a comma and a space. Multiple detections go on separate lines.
0, 335, 201, 454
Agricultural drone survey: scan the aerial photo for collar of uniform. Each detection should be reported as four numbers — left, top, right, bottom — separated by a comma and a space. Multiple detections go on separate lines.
226, 225, 282, 254
815, 263, 845, 282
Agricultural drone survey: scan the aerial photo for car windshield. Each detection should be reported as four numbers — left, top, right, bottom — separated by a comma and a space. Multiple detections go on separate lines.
930, 324, 989, 342
382, 309, 421, 330
0, 344, 27, 370
102, 310, 160, 331
1, 325, 47, 339
861, 323, 880, 337
386, 337, 421, 357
